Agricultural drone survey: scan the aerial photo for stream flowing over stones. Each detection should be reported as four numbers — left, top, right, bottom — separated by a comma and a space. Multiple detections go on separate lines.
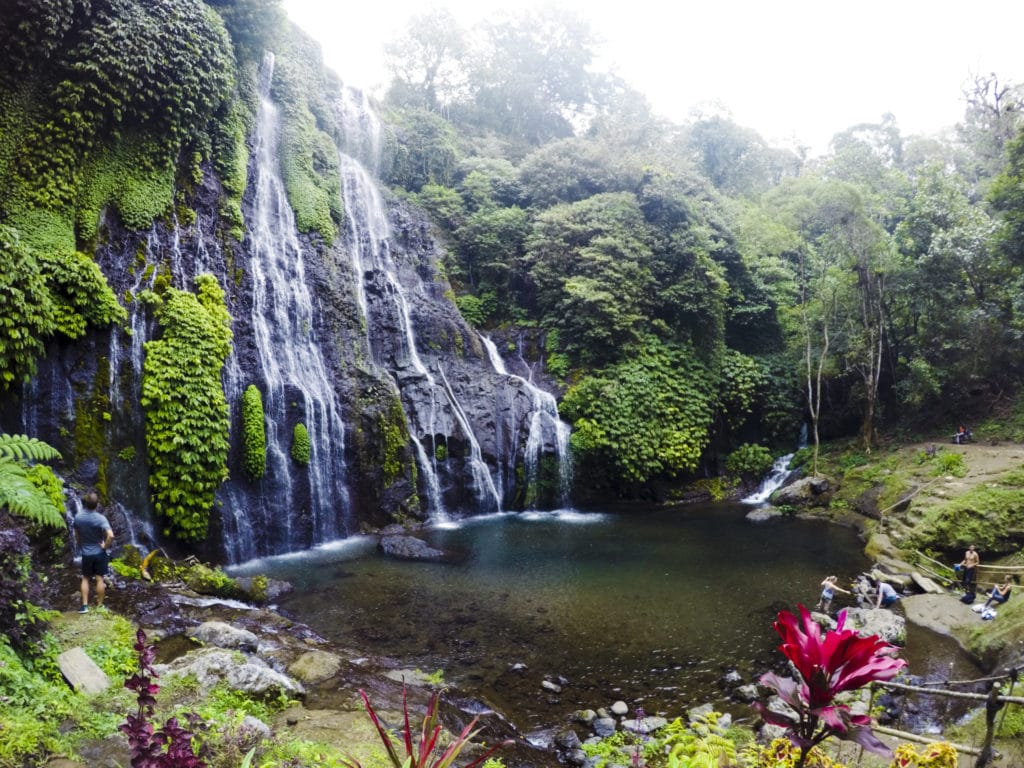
2, 53, 572, 563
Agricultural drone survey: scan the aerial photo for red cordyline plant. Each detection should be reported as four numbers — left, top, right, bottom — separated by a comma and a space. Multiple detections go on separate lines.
119, 628, 208, 768
344, 686, 511, 768
754, 604, 907, 768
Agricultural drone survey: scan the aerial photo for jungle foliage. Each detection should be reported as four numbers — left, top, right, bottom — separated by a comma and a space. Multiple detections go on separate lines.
5, 1, 1024, 505
378, 7, 1024, 495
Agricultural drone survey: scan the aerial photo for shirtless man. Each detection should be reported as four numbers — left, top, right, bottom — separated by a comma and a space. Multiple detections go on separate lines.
959, 545, 980, 594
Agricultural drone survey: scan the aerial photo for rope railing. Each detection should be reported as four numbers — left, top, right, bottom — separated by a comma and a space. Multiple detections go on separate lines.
870, 671, 1020, 768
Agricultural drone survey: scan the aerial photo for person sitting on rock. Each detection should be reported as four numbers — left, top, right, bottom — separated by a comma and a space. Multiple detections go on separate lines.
981, 576, 1013, 610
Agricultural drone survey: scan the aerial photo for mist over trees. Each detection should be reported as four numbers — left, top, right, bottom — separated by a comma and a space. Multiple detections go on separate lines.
379, 7, 1024, 497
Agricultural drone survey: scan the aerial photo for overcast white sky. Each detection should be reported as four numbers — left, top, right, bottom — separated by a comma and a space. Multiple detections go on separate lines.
281, 0, 1024, 154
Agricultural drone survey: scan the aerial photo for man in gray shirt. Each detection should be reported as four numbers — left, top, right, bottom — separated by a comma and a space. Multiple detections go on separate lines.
72, 491, 114, 613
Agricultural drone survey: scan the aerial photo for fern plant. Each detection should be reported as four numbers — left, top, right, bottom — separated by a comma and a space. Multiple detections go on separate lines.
0, 434, 64, 528
661, 712, 737, 768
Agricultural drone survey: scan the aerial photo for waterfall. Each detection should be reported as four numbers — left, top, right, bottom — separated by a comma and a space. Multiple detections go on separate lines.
220, 52, 352, 561
337, 106, 504, 518
741, 453, 795, 505
480, 335, 573, 507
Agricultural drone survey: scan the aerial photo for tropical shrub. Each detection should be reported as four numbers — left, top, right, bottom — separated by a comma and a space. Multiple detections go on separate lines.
291, 422, 311, 465
725, 443, 774, 478
241, 384, 266, 480
141, 275, 232, 542
754, 605, 907, 767
0, 515, 51, 654
561, 339, 716, 491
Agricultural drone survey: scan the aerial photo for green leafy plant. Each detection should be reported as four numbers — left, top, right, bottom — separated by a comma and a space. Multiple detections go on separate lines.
725, 443, 774, 478
931, 451, 966, 478
241, 385, 266, 481
0, 434, 64, 528
291, 422, 311, 465
344, 687, 509, 768
141, 275, 232, 542
662, 711, 737, 768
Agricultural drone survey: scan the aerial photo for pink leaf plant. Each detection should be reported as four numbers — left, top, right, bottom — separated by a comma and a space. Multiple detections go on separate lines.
754, 604, 907, 767
345, 686, 511, 768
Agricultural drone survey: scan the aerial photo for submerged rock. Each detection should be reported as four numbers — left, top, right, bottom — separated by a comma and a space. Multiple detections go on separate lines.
377, 535, 451, 562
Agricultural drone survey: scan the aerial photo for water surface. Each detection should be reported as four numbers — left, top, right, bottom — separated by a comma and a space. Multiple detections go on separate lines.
230, 503, 975, 735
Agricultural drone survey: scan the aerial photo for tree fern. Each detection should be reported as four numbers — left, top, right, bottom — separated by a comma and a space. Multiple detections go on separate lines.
0, 433, 62, 462
0, 458, 65, 528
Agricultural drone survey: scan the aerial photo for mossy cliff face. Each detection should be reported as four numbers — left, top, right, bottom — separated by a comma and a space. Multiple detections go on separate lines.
2, 2, 569, 562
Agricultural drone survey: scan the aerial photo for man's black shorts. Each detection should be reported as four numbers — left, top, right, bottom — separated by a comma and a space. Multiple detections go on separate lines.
81, 552, 109, 578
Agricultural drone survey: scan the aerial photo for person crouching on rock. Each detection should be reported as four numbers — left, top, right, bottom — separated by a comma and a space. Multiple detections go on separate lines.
874, 580, 900, 609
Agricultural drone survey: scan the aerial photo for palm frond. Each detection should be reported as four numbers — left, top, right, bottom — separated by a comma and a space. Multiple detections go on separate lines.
0, 433, 62, 463
0, 458, 66, 528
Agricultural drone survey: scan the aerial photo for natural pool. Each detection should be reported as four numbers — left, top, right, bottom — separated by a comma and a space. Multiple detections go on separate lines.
231, 502, 981, 738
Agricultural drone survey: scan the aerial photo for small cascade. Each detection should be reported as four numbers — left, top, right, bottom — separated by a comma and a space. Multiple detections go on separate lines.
741, 453, 795, 505
110, 226, 159, 414
480, 335, 573, 507
337, 85, 382, 174
410, 435, 446, 519
220, 52, 352, 561
437, 366, 502, 512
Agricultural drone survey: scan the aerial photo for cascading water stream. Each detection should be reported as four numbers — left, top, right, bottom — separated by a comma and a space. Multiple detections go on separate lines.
741, 453, 795, 505
336, 95, 503, 517
480, 335, 573, 507
220, 52, 352, 561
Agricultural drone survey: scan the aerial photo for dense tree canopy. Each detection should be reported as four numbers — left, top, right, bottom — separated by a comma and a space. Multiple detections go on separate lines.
378, 10, 1024, 495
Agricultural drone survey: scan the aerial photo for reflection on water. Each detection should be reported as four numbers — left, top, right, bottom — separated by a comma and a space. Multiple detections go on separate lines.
229, 503, 973, 734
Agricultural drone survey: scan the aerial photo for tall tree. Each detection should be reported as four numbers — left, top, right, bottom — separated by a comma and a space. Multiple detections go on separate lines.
383, 9, 468, 112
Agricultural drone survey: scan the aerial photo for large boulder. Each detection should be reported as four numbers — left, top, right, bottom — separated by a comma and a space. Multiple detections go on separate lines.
156, 647, 304, 699
772, 476, 832, 507
187, 620, 259, 652
841, 607, 906, 646
288, 650, 343, 684
378, 534, 452, 562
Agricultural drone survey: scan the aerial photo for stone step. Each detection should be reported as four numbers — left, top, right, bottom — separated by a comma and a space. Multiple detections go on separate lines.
57, 647, 111, 695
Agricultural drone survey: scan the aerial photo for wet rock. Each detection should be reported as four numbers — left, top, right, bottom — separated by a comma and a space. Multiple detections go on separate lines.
620, 716, 667, 734
378, 535, 451, 562
572, 709, 597, 725
910, 572, 946, 595
592, 716, 617, 737
734, 684, 761, 703
542, 679, 563, 693
288, 649, 342, 684
187, 620, 259, 652
555, 729, 582, 750
773, 476, 832, 507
